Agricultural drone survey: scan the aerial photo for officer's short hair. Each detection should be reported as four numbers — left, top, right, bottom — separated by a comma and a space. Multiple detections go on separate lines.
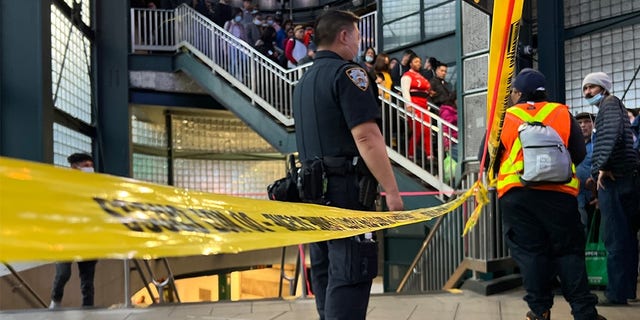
67, 153, 93, 165
314, 10, 359, 47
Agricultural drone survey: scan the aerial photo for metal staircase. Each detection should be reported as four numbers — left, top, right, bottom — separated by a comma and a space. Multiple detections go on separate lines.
130, 4, 458, 197
127, 4, 507, 296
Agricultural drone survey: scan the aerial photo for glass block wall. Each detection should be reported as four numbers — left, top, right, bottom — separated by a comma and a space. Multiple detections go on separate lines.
51, 4, 93, 124
565, 23, 640, 115
131, 109, 285, 199
51, 1, 94, 167
132, 116, 169, 184
53, 123, 92, 167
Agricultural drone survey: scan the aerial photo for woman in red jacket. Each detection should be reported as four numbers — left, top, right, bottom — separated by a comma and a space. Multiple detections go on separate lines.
401, 54, 432, 160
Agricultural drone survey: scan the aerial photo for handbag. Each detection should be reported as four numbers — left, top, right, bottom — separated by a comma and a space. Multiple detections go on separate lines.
585, 209, 608, 286
267, 154, 301, 202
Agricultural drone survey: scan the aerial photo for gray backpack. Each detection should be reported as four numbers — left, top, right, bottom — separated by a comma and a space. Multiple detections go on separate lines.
518, 121, 572, 186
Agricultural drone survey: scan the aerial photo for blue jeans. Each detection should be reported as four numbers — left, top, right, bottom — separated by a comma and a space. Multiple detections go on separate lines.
500, 189, 598, 320
51, 260, 97, 306
597, 174, 639, 302
309, 174, 377, 320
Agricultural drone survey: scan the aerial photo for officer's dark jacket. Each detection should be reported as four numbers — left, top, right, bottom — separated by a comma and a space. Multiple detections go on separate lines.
293, 50, 380, 161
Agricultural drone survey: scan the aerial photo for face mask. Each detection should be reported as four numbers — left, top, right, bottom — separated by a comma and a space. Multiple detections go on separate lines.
267, 20, 274, 25
234, 16, 242, 22
254, 19, 262, 25
365, 55, 374, 63
585, 93, 603, 105
79, 167, 94, 173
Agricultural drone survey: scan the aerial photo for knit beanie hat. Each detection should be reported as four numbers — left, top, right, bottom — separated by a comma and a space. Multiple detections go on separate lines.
582, 72, 612, 93
512, 68, 546, 95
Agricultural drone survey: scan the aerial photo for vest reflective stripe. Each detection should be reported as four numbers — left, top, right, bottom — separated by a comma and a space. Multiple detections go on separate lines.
497, 102, 580, 198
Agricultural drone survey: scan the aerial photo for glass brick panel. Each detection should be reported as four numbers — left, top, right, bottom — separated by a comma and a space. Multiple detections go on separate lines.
51, 5, 92, 124
132, 116, 168, 148
60, 0, 91, 26
133, 153, 169, 185
172, 114, 276, 153
173, 159, 285, 199
53, 123, 92, 167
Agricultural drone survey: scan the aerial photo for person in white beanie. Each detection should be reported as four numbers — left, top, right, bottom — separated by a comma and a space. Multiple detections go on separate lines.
582, 71, 640, 305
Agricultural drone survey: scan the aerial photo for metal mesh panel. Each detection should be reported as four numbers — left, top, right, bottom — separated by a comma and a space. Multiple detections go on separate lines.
381, 0, 455, 51
423, 1, 455, 39
564, 0, 640, 28
132, 117, 168, 148
381, 1, 420, 22
51, 5, 93, 124
565, 24, 640, 114
53, 123, 92, 167
173, 159, 284, 199
172, 114, 276, 153
133, 153, 169, 185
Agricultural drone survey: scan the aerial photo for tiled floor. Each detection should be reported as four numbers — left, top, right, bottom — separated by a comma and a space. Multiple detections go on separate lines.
0, 288, 638, 320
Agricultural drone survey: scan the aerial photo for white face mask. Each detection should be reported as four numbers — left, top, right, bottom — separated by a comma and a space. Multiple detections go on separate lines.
79, 167, 94, 173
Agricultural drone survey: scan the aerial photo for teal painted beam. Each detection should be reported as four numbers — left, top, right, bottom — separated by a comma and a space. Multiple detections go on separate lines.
0, 0, 53, 163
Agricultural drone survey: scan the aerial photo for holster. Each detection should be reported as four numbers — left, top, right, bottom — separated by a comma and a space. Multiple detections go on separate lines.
298, 159, 327, 204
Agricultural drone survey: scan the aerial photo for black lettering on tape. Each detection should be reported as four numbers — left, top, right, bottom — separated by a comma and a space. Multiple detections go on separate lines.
230, 211, 274, 232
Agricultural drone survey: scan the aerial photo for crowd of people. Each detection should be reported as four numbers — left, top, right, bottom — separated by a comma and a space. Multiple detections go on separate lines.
127, 5, 640, 320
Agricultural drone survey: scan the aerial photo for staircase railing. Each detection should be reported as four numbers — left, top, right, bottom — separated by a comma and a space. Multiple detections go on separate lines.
396, 168, 511, 292
130, 5, 458, 193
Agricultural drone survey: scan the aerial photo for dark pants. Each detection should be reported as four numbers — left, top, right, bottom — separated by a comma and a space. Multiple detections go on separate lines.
309, 174, 377, 320
598, 175, 640, 302
51, 260, 97, 306
500, 189, 598, 320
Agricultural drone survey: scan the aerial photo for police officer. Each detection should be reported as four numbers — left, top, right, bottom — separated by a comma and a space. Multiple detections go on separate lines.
497, 69, 603, 320
292, 10, 403, 320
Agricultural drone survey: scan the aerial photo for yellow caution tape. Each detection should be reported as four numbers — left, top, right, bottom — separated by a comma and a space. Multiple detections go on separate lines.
464, 0, 523, 235
0, 157, 473, 262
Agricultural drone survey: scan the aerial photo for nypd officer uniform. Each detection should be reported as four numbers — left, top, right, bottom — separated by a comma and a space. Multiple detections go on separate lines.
293, 50, 380, 319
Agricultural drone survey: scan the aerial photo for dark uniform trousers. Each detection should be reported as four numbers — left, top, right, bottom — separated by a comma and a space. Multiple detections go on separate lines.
500, 188, 598, 320
310, 173, 377, 320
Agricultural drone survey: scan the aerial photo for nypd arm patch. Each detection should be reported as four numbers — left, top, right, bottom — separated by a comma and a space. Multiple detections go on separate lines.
345, 67, 369, 91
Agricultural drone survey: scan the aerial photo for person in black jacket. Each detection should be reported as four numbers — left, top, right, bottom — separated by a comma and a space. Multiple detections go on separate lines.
582, 71, 640, 305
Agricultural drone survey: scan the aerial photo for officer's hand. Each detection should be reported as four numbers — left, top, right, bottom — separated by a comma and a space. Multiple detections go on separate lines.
385, 193, 404, 211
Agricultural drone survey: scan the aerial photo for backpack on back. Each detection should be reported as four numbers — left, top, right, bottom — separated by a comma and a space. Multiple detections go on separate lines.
518, 121, 572, 186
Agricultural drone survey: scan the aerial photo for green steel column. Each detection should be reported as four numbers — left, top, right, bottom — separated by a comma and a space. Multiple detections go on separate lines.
536, 0, 565, 103
0, 0, 53, 163
95, 0, 130, 176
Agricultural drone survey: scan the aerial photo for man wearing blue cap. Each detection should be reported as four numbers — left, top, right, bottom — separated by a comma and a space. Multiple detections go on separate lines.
582, 71, 640, 305
496, 69, 604, 320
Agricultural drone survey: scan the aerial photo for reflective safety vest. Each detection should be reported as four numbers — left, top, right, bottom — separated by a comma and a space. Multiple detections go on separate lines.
496, 102, 579, 198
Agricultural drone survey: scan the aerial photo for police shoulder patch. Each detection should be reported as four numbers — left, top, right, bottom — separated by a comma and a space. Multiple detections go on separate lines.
345, 67, 369, 91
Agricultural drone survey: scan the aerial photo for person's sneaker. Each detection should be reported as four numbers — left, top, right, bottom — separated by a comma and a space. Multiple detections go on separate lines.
48, 300, 61, 309
525, 310, 550, 320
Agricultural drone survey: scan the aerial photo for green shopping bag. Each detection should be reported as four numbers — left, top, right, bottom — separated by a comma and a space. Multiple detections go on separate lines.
585, 210, 607, 286
443, 152, 457, 183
